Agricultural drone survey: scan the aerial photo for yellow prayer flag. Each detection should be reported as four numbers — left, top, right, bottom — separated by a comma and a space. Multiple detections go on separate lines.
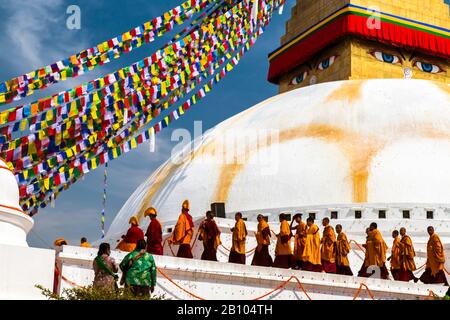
161, 82, 167, 96
0, 112, 7, 124
91, 158, 97, 170
46, 111, 53, 122
29, 142, 37, 155
44, 178, 50, 190
131, 138, 137, 149
56, 133, 61, 146
20, 119, 27, 131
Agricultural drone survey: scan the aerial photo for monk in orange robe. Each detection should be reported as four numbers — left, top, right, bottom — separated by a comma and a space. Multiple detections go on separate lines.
198, 211, 221, 261
144, 207, 163, 255
229, 212, 248, 265
321, 218, 337, 273
290, 213, 307, 270
116, 216, 145, 252
80, 237, 92, 248
302, 217, 322, 272
273, 213, 294, 269
251, 214, 273, 267
53, 238, 68, 294
418, 226, 448, 285
365, 222, 389, 279
397, 227, 418, 282
388, 230, 401, 280
168, 200, 195, 258
335, 224, 353, 276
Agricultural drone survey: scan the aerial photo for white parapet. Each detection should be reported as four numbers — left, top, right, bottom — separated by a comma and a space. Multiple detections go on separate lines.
0, 244, 55, 299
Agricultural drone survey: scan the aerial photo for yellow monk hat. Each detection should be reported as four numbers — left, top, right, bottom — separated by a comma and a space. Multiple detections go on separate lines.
129, 216, 139, 225
144, 207, 157, 217
54, 238, 68, 246
182, 199, 190, 210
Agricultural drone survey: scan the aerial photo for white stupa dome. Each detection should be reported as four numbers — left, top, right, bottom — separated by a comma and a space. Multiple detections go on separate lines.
0, 158, 33, 246
105, 79, 450, 241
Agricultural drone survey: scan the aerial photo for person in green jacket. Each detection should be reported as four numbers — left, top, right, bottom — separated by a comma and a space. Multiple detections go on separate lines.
444, 287, 450, 300
120, 239, 157, 297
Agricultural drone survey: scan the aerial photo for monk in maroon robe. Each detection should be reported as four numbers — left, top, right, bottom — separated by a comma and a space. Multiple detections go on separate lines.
198, 211, 221, 261
144, 207, 163, 255
251, 214, 273, 267
117, 216, 145, 252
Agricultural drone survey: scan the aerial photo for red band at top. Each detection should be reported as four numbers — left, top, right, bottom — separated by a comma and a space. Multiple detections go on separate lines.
268, 13, 450, 83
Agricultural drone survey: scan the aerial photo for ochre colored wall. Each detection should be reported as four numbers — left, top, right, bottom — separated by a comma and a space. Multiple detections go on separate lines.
349, 38, 450, 83
278, 37, 450, 93
278, 39, 353, 93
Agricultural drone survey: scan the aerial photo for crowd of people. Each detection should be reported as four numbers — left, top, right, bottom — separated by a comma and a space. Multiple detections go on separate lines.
114, 200, 448, 288
53, 200, 448, 297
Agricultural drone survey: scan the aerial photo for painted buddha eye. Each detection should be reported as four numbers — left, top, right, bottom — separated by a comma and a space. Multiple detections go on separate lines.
318, 56, 336, 70
290, 71, 308, 85
414, 61, 442, 74
371, 51, 400, 64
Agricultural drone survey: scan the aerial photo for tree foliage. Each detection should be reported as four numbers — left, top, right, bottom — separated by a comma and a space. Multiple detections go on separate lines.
36, 285, 167, 300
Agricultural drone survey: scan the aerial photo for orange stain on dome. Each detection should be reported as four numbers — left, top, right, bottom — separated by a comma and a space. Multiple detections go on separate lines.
212, 123, 383, 204
325, 81, 365, 104
433, 82, 450, 96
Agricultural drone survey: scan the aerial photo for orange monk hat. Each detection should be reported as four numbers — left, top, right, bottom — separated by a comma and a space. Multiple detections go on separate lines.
129, 216, 139, 225
182, 199, 190, 210
54, 238, 68, 246
144, 207, 157, 217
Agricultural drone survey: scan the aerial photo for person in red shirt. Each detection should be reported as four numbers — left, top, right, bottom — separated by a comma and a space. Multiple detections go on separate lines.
117, 216, 144, 252
144, 207, 163, 255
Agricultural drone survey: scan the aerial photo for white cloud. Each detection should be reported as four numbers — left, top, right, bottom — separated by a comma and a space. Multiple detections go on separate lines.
0, 0, 89, 75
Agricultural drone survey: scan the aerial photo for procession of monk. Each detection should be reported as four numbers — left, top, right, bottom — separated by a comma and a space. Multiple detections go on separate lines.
114, 200, 448, 287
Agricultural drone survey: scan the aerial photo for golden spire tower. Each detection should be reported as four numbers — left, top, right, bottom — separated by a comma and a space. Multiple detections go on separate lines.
268, 0, 450, 93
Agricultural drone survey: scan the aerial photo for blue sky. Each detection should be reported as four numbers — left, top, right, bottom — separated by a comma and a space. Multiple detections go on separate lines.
0, 0, 295, 248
